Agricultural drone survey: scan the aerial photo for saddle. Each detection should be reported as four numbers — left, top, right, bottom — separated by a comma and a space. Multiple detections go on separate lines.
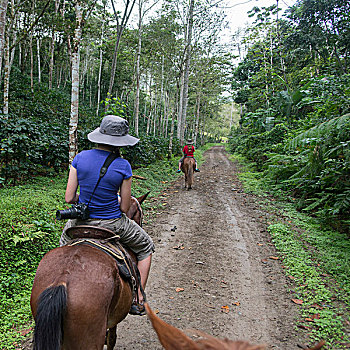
65, 225, 140, 298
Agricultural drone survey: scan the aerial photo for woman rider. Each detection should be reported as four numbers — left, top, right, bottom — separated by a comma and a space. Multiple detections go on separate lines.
59, 115, 154, 316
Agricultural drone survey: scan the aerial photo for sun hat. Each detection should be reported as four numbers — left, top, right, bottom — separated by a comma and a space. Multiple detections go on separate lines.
88, 115, 139, 147
187, 139, 193, 144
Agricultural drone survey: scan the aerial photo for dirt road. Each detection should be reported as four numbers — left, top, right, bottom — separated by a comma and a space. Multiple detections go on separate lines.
116, 146, 302, 349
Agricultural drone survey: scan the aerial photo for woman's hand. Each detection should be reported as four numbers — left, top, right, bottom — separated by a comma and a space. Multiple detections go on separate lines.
120, 177, 132, 213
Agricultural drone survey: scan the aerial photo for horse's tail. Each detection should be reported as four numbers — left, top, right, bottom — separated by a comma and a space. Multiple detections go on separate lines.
33, 284, 67, 350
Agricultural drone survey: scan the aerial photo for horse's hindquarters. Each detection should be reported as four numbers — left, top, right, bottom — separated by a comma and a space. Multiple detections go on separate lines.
31, 245, 132, 350
182, 157, 195, 189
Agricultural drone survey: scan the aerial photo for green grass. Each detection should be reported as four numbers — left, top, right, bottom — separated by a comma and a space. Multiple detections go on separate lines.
229, 152, 350, 348
0, 156, 180, 349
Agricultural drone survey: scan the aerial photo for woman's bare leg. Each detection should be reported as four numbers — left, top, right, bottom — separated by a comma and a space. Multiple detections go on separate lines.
137, 254, 152, 302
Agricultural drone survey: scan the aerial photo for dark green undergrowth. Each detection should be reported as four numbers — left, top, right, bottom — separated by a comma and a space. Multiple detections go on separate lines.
228, 151, 350, 348
0, 72, 183, 186
0, 153, 182, 349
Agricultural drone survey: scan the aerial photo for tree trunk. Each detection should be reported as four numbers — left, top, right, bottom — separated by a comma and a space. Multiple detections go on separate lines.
194, 92, 200, 145
49, 28, 55, 89
80, 46, 89, 101
3, 35, 10, 115
107, 0, 136, 98
57, 63, 63, 88
180, 0, 195, 143
107, 35, 122, 98
159, 54, 164, 134
134, 2, 142, 136
146, 74, 152, 134
0, 0, 8, 79
3, 4, 17, 116
18, 41, 21, 73
30, 0, 35, 92
69, 2, 83, 164
30, 31, 33, 92
37, 38, 41, 83
177, 68, 184, 139
276, 0, 288, 87
262, 46, 269, 108
67, 34, 72, 69
163, 89, 168, 136
49, 0, 60, 89
168, 88, 178, 159
96, 6, 105, 116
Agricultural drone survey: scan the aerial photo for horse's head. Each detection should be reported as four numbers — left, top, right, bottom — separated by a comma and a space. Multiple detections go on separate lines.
145, 303, 325, 350
126, 192, 150, 226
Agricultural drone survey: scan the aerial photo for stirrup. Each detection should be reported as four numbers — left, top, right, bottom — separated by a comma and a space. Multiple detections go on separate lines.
129, 302, 146, 316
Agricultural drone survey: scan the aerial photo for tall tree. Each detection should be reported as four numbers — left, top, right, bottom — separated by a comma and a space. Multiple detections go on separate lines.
49, 0, 61, 89
96, 1, 107, 116
107, 0, 136, 98
134, 0, 159, 136
0, 0, 8, 79
178, 0, 194, 143
69, 1, 83, 162
69, 0, 97, 163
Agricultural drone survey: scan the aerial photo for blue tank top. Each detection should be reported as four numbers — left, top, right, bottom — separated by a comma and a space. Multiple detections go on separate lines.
71, 149, 132, 219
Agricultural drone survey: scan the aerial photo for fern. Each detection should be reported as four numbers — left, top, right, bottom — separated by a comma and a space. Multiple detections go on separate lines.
287, 113, 350, 149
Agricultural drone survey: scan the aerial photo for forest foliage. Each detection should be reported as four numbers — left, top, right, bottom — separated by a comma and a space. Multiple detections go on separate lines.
0, 0, 231, 185
228, 0, 350, 233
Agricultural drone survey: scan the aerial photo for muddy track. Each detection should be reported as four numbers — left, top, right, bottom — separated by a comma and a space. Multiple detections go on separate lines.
116, 146, 302, 350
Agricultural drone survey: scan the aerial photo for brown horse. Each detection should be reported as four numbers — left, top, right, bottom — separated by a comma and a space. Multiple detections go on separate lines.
181, 156, 196, 190
30, 193, 149, 350
145, 303, 326, 350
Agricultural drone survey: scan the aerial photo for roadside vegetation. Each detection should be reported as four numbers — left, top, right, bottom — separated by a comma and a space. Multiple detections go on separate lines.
228, 153, 350, 348
230, 1, 350, 235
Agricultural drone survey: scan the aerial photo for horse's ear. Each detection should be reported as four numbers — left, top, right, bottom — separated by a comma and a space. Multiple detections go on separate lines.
136, 191, 150, 205
144, 303, 200, 350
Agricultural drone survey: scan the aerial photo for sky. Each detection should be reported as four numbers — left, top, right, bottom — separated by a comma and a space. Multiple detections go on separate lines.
222, 0, 296, 42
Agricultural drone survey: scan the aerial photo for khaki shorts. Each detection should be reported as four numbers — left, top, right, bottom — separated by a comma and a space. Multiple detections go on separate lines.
59, 213, 155, 261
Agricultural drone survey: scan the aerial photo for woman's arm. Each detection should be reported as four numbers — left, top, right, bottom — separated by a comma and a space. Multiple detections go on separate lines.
120, 177, 132, 213
65, 166, 79, 204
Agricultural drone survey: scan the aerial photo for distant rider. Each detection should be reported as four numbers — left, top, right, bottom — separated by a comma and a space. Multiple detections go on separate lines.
177, 139, 200, 173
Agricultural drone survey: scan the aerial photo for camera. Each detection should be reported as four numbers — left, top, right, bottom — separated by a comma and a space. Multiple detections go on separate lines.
56, 203, 90, 220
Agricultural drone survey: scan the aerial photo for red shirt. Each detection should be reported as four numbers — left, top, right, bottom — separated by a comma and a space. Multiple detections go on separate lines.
183, 145, 195, 157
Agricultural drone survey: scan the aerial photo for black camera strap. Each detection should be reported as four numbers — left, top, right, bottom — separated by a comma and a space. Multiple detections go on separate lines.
86, 152, 119, 207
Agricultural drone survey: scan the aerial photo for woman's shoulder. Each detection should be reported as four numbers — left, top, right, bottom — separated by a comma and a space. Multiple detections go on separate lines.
75, 149, 95, 159
116, 157, 131, 167
111, 157, 132, 177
